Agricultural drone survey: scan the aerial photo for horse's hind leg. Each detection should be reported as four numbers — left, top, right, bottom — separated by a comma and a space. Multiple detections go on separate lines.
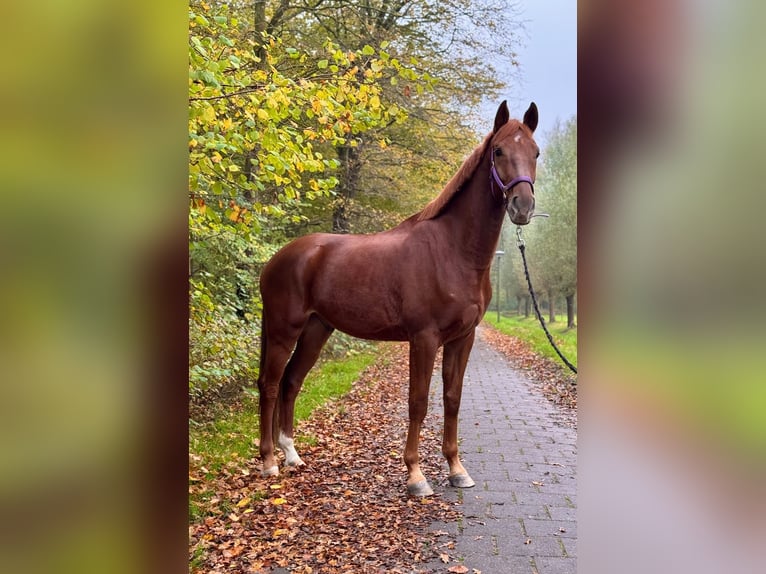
258, 319, 302, 477
277, 315, 334, 468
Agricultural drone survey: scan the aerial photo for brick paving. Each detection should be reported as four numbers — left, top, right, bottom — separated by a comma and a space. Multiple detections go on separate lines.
425, 326, 577, 574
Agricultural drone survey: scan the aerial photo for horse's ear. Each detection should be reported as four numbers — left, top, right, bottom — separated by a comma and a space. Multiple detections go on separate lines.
523, 102, 538, 133
493, 100, 510, 133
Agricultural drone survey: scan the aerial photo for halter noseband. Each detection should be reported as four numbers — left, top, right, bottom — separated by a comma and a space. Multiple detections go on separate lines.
489, 154, 534, 200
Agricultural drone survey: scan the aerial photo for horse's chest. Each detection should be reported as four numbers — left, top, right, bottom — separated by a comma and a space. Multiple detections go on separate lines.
438, 290, 484, 330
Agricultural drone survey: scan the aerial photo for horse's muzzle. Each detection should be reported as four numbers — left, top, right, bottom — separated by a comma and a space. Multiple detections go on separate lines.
506, 190, 535, 225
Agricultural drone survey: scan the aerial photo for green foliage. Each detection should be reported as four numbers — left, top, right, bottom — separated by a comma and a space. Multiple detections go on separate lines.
189, 279, 259, 401
188, 2, 431, 399
189, 3, 417, 231
534, 117, 577, 297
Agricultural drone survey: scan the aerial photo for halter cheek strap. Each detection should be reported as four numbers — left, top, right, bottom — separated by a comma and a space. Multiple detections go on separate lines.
490, 156, 534, 200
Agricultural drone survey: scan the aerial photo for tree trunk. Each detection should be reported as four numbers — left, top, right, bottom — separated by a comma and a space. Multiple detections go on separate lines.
566, 293, 576, 328
524, 295, 530, 318
254, 1, 267, 66
332, 144, 362, 234
548, 290, 556, 323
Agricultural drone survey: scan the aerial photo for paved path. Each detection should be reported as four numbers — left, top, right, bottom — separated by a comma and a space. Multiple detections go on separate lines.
426, 327, 577, 574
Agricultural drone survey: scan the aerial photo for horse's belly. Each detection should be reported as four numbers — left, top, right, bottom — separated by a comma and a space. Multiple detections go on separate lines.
312, 297, 407, 342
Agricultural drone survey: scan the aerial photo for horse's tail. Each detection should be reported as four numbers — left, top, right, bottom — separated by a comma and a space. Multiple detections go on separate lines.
258, 313, 281, 449
257, 313, 267, 385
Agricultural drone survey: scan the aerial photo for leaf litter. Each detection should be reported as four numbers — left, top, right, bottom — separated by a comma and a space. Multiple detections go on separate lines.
190, 342, 462, 573
190, 327, 575, 572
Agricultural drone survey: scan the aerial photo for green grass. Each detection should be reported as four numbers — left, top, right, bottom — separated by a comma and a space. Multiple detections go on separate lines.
483, 312, 577, 365
189, 350, 377, 520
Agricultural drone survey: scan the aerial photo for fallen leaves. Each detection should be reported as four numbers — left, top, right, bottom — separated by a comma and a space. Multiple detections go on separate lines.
189, 342, 461, 573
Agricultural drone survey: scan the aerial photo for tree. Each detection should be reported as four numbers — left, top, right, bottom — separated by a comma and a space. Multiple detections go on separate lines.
188, 2, 426, 398
533, 117, 577, 327
273, 0, 523, 232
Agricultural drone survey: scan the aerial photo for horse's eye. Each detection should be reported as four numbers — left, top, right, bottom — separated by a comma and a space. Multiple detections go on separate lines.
494, 148, 502, 157
535, 150, 540, 159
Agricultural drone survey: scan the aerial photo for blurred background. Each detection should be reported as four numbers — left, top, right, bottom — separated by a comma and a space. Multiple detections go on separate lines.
0, 1, 186, 573
579, 0, 766, 572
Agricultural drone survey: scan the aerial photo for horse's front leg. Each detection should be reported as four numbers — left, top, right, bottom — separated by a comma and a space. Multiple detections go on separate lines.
404, 333, 439, 496
442, 330, 476, 488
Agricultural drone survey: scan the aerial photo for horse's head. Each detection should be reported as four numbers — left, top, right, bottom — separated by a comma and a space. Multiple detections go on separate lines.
490, 101, 540, 225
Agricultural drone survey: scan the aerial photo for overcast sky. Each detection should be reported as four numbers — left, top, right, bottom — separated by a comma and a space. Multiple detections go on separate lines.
482, 0, 577, 145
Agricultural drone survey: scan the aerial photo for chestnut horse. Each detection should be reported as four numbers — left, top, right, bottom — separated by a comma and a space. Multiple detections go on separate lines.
257, 101, 539, 496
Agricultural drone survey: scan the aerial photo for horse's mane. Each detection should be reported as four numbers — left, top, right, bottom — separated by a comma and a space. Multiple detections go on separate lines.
417, 131, 494, 221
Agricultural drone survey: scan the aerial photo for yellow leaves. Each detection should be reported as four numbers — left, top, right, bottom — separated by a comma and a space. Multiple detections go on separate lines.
273, 528, 289, 537
188, 23, 431, 235
271, 497, 287, 506
269, 483, 283, 490
202, 104, 216, 123
272, 174, 290, 186
236, 497, 251, 508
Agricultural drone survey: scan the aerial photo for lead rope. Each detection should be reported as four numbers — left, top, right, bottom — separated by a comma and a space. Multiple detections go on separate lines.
515, 226, 578, 374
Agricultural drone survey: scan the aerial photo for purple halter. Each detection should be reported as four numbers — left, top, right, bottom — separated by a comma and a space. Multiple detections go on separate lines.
490, 155, 534, 200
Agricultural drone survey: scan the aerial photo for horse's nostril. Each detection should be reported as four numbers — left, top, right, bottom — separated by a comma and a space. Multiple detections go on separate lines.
511, 195, 519, 210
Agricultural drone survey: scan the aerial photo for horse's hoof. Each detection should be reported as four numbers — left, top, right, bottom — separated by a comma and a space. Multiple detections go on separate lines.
407, 479, 434, 497
448, 472, 476, 488
261, 465, 279, 478
283, 457, 305, 470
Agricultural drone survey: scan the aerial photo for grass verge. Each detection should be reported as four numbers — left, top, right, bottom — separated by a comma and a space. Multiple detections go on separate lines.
483, 312, 577, 365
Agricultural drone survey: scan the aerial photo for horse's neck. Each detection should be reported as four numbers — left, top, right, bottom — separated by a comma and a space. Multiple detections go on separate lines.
440, 161, 505, 270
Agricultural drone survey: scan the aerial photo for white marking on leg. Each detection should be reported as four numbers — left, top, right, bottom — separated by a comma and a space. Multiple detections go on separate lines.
278, 431, 304, 467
